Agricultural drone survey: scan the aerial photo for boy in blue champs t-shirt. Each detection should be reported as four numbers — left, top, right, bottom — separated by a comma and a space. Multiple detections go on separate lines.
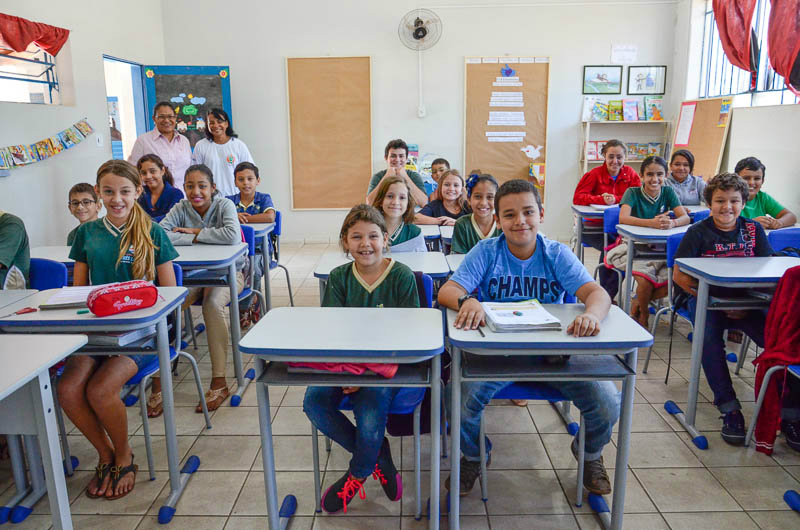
439, 179, 618, 497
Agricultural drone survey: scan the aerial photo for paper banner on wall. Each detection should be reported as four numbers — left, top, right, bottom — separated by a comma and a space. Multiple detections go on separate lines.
674, 103, 696, 146
717, 97, 732, 127
0, 120, 94, 170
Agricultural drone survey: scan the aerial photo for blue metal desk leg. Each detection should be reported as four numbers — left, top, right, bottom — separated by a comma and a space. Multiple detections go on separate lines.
429, 355, 441, 530
449, 345, 462, 530
0, 435, 30, 523
664, 279, 709, 450
157, 318, 200, 524
230, 262, 252, 406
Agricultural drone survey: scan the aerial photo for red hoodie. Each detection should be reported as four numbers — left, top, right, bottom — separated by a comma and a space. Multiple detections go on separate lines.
573, 164, 641, 206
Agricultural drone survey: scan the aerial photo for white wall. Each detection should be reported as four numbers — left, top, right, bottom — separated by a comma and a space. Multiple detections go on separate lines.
0, 0, 166, 246
161, 0, 680, 242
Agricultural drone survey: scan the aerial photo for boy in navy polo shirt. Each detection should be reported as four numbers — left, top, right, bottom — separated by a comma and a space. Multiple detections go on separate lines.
227, 162, 276, 224
439, 179, 619, 497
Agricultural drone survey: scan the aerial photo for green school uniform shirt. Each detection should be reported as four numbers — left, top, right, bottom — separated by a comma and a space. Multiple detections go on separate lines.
620, 186, 681, 219
69, 217, 179, 285
67, 226, 78, 246
390, 223, 422, 246
451, 214, 502, 255
0, 212, 30, 289
741, 190, 785, 219
323, 259, 420, 309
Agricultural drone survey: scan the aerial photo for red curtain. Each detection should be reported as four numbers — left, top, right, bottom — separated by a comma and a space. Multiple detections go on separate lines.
0, 13, 70, 56
712, 0, 758, 72
766, 0, 800, 95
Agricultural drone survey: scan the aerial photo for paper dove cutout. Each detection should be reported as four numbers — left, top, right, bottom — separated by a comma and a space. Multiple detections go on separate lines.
520, 145, 543, 160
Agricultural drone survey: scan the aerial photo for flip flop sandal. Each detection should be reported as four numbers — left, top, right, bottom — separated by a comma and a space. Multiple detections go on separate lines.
147, 391, 163, 418
85, 462, 112, 499
197, 386, 230, 413
106, 455, 138, 500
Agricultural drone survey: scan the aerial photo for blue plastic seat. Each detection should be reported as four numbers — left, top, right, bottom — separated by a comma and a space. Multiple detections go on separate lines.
268, 211, 294, 306
592, 206, 624, 304
768, 227, 800, 253
692, 209, 710, 223
29, 258, 68, 290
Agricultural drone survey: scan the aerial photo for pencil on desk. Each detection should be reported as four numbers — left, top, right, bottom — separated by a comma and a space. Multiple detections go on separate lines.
477, 327, 485, 337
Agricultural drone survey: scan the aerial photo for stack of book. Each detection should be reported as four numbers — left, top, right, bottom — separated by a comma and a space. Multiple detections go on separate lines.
481, 299, 562, 333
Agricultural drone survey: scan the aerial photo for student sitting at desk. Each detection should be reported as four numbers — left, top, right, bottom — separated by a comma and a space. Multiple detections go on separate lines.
428, 157, 450, 202
160, 164, 245, 414
414, 169, 471, 226
666, 149, 705, 205
64, 160, 178, 500
0, 211, 30, 289
439, 179, 618, 497
366, 138, 428, 207
226, 161, 276, 224
303, 205, 418, 514
612, 156, 690, 328
67, 183, 102, 245
735, 156, 798, 230
451, 173, 501, 255
370, 174, 426, 252
136, 154, 184, 222
573, 139, 641, 299
673, 172, 800, 448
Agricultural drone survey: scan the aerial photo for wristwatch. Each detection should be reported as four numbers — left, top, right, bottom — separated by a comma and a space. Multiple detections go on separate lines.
458, 293, 477, 309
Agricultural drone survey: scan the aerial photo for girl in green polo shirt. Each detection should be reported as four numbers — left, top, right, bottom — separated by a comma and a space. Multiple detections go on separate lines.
64, 160, 179, 501
451, 173, 502, 255
617, 156, 690, 327
371, 175, 427, 252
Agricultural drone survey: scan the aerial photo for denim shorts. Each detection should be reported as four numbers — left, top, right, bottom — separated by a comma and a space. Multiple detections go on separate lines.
90, 354, 156, 371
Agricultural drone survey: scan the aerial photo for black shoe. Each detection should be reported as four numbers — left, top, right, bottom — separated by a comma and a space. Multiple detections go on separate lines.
720, 410, 746, 446
373, 437, 402, 501
781, 419, 800, 452
571, 439, 611, 495
445, 455, 489, 497
321, 471, 365, 514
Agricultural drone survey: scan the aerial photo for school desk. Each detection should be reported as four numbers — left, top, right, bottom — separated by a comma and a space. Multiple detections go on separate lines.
0, 335, 87, 530
248, 222, 275, 311
445, 253, 465, 273
571, 205, 605, 262
446, 305, 652, 530
670, 256, 800, 449
0, 287, 197, 524
615, 224, 690, 313
416, 224, 442, 251
173, 243, 252, 405
240, 306, 445, 530
313, 251, 451, 302
439, 225, 453, 246
0, 289, 38, 309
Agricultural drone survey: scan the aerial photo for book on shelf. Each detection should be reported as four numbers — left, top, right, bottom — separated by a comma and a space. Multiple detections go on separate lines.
636, 98, 646, 121
636, 143, 649, 159
622, 99, 639, 121
608, 100, 623, 121
590, 100, 608, 121
481, 299, 562, 333
87, 326, 157, 347
626, 142, 639, 159
582, 96, 599, 121
645, 96, 663, 121
648, 142, 663, 156
586, 141, 598, 160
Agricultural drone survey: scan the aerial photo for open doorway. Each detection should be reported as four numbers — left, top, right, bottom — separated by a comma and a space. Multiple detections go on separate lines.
102, 55, 146, 160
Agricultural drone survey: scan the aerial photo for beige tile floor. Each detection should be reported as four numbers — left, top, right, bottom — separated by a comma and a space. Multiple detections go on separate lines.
2, 242, 799, 530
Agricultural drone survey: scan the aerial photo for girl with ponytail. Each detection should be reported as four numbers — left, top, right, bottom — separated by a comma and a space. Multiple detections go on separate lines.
62, 160, 179, 501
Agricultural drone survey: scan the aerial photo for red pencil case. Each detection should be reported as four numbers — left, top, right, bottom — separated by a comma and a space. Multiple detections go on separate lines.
87, 281, 158, 317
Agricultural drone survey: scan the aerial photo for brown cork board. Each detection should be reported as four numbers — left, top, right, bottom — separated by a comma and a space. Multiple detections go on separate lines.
464, 57, 549, 202
672, 97, 731, 180
287, 57, 372, 209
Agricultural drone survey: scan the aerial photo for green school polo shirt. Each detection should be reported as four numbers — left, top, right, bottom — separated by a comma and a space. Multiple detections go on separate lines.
620, 186, 681, 219
323, 259, 419, 309
69, 217, 179, 285
451, 214, 502, 255
367, 169, 426, 194
741, 190, 785, 219
0, 213, 30, 289
389, 223, 422, 247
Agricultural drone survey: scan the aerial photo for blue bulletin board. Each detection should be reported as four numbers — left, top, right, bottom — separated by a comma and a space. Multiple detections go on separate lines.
143, 65, 232, 148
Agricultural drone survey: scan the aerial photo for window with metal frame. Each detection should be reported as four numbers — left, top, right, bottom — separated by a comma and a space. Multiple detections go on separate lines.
0, 42, 61, 104
699, 0, 799, 105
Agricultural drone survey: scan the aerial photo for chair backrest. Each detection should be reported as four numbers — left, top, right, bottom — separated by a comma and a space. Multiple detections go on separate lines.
603, 206, 620, 237
563, 293, 577, 303
240, 224, 256, 257
414, 271, 434, 308
768, 227, 800, 252
691, 209, 710, 223
274, 210, 283, 237
29, 258, 68, 289
666, 232, 686, 269
172, 262, 183, 287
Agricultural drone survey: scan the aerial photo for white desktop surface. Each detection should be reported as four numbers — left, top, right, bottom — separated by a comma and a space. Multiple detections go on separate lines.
313, 252, 451, 279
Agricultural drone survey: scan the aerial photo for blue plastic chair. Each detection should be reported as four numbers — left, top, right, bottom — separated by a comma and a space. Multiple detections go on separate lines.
311, 273, 434, 519
692, 209, 710, 223
29, 258, 68, 290
592, 206, 624, 304
768, 227, 800, 253
268, 211, 294, 306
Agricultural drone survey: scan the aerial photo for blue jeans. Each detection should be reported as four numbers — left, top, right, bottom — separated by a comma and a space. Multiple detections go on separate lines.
448, 380, 620, 462
303, 386, 398, 478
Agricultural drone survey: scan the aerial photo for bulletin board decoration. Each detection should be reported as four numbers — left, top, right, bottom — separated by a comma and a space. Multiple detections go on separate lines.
0, 119, 94, 171
671, 97, 732, 180
464, 57, 549, 203
287, 56, 372, 210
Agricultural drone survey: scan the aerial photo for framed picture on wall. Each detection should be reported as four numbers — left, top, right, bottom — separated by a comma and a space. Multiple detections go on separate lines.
582, 65, 622, 94
627, 65, 667, 95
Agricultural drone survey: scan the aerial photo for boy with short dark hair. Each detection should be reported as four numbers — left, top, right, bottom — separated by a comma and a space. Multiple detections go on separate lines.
674, 172, 800, 449
438, 179, 618, 497
735, 156, 797, 230
226, 162, 276, 224
366, 139, 428, 207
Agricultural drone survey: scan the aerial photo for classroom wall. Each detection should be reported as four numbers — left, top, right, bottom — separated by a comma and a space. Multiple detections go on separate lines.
161, 0, 680, 242
0, 1, 166, 246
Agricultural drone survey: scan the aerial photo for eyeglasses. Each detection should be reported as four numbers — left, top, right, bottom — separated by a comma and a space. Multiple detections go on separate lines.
155, 114, 177, 121
69, 199, 97, 209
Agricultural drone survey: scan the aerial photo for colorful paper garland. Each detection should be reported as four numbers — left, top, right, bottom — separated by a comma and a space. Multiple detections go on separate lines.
0, 119, 94, 170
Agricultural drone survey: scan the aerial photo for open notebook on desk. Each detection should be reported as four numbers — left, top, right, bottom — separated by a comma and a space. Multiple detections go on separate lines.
481, 299, 561, 332
38, 284, 114, 310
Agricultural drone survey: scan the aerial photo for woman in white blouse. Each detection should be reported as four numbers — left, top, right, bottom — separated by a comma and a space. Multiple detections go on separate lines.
191, 108, 254, 197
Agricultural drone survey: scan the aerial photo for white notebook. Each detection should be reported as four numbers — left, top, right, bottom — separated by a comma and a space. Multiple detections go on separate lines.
481, 299, 562, 333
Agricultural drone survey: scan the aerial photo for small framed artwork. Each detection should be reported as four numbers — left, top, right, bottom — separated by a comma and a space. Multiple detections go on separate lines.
582, 65, 623, 94
627, 65, 667, 95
